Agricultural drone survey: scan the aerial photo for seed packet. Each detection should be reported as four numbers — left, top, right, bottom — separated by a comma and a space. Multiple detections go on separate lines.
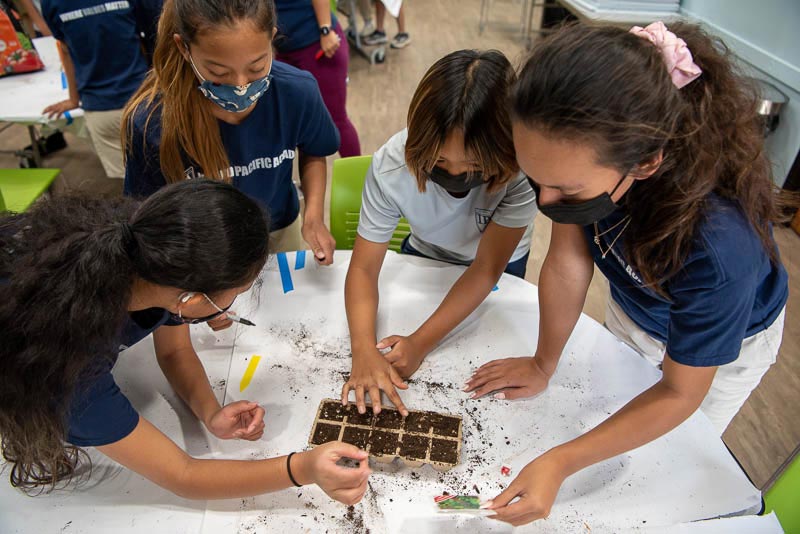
434, 494, 481, 510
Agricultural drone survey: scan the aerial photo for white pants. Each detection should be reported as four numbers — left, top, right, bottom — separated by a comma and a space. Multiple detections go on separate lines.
84, 109, 125, 179
269, 213, 306, 253
605, 296, 785, 435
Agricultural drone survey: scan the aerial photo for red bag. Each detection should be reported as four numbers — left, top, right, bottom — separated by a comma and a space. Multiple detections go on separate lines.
0, 0, 45, 76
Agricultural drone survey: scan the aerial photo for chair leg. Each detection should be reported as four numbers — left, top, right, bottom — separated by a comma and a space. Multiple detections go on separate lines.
479, 0, 491, 34
525, 1, 557, 50
520, 0, 530, 38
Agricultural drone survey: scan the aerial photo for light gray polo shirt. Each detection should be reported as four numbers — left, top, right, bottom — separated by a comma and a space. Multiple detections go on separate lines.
357, 129, 537, 264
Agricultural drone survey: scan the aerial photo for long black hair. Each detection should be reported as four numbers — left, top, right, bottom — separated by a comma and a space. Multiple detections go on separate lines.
0, 180, 270, 493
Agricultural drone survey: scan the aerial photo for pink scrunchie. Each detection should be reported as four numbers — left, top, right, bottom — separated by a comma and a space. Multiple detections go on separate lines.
629, 21, 702, 89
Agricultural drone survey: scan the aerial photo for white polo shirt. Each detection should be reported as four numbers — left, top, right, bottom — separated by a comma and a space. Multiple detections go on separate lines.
357, 129, 537, 264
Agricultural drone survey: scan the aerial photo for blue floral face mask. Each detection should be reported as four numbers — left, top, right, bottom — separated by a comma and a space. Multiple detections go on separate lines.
187, 52, 272, 113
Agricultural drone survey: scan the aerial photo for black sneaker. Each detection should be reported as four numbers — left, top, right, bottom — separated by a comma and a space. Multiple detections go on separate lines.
390, 32, 411, 49
363, 30, 388, 46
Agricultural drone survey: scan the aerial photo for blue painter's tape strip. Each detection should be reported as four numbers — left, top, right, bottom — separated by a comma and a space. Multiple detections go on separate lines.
61, 71, 67, 89
277, 252, 294, 293
492, 285, 499, 292
63, 110, 73, 125
295, 250, 306, 270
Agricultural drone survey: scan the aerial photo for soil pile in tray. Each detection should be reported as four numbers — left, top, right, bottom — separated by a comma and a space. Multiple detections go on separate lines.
308, 399, 463, 469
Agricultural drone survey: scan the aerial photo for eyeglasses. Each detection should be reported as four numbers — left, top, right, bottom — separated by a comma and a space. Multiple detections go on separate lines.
174, 292, 234, 325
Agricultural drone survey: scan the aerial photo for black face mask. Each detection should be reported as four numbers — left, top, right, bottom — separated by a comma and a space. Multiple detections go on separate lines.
528, 174, 628, 226
428, 166, 485, 194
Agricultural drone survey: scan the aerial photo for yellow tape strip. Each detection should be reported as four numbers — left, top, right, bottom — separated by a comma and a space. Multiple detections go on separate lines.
239, 355, 262, 392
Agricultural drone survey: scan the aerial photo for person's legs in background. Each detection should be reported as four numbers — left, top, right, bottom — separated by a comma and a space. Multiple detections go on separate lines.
363, 1, 388, 45
357, 0, 375, 37
364, 2, 410, 48
275, 25, 361, 157
320, 25, 360, 156
83, 109, 125, 179
391, 5, 410, 49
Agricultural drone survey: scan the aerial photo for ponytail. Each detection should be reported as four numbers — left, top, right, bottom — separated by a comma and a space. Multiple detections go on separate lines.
121, 0, 277, 183
0, 197, 137, 492
0, 180, 270, 492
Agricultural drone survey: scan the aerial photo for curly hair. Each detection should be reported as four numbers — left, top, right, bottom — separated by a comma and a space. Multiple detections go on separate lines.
512, 22, 797, 292
0, 180, 269, 493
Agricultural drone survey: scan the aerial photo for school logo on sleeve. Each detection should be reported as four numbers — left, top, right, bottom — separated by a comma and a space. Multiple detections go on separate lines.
474, 208, 492, 233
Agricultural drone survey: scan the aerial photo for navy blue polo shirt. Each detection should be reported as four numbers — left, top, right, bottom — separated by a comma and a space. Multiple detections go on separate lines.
585, 194, 788, 367
40, 0, 162, 111
124, 61, 340, 230
67, 308, 179, 446
275, 0, 339, 53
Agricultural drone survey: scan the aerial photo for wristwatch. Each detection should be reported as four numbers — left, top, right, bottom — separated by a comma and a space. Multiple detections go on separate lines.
319, 25, 331, 36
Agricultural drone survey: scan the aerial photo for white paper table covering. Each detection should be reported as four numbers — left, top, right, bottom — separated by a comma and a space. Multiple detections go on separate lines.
202, 250, 761, 533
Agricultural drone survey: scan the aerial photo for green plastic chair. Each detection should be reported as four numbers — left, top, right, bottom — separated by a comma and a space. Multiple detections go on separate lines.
330, 155, 411, 252
764, 452, 800, 532
0, 168, 60, 213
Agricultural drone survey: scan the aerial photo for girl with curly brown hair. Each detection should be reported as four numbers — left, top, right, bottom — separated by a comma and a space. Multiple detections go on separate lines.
465, 22, 793, 526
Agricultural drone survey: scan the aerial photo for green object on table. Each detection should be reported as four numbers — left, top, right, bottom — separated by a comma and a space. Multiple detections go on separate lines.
0, 168, 60, 213
436, 495, 481, 510
330, 155, 411, 252
764, 452, 800, 532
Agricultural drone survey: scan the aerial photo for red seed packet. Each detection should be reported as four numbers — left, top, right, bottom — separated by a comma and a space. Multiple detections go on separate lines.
0, 1, 45, 77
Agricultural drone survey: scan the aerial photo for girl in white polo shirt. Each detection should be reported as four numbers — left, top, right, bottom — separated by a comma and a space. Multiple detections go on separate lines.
341, 49, 537, 416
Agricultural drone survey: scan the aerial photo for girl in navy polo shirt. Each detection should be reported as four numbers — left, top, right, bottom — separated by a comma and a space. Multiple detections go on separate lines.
465, 22, 793, 526
0, 181, 369, 503
123, 0, 340, 264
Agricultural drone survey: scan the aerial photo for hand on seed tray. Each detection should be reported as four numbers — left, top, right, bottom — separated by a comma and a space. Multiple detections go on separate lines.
342, 346, 410, 416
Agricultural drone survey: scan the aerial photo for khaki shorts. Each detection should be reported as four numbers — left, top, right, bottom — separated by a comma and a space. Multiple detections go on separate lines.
269, 213, 307, 253
605, 295, 785, 435
83, 109, 125, 179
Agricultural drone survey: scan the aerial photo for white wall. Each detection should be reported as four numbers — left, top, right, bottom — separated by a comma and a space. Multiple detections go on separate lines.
681, 0, 800, 186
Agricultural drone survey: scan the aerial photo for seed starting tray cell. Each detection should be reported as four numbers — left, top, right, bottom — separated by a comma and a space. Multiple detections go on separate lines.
308, 398, 463, 470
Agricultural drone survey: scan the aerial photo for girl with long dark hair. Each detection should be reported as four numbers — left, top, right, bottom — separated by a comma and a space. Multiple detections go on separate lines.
465, 22, 793, 525
0, 180, 369, 503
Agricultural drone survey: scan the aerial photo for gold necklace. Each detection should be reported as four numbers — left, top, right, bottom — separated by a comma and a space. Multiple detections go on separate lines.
593, 215, 631, 259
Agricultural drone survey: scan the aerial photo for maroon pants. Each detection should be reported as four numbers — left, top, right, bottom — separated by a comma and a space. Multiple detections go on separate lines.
277, 24, 361, 157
